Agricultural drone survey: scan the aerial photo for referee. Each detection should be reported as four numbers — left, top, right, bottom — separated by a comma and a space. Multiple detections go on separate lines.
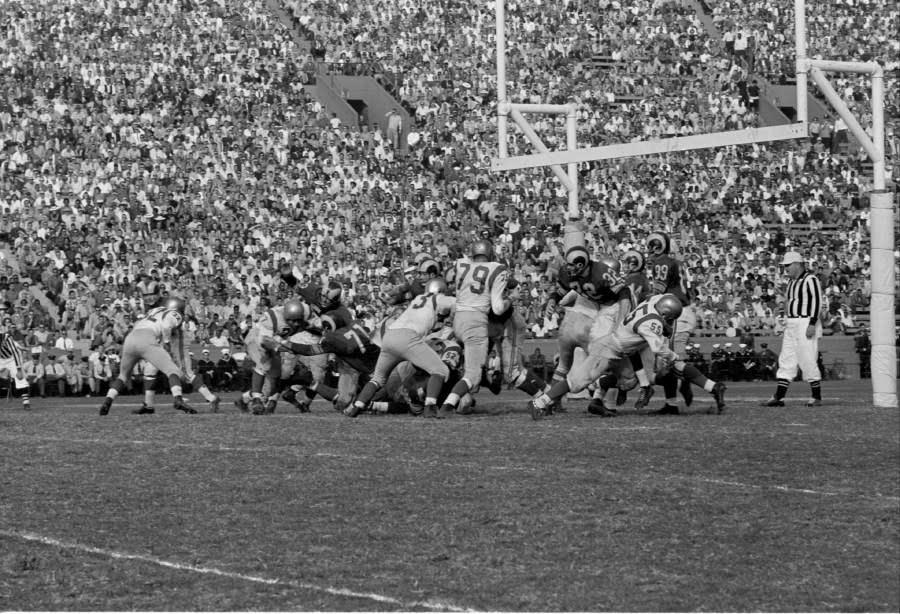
1, 326, 31, 409
762, 251, 824, 407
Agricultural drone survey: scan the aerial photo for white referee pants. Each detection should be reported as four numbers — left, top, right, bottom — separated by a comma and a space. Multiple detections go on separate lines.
776, 317, 822, 382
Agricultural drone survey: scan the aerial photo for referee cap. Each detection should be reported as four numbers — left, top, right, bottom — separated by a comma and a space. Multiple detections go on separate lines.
781, 251, 805, 265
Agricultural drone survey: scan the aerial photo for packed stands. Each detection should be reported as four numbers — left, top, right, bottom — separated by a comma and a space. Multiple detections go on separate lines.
0, 0, 897, 391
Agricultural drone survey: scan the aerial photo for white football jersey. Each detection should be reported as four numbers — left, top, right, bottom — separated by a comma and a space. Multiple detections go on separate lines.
132, 306, 183, 343
607, 295, 674, 358
245, 306, 292, 345
453, 257, 507, 314
389, 294, 455, 337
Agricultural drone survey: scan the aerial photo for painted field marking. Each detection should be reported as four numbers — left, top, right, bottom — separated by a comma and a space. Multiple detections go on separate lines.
0, 530, 473, 612
5, 434, 898, 502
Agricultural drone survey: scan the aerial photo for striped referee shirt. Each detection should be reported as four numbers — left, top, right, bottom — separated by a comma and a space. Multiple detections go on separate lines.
0, 333, 25, 367
785, 272, 822, 325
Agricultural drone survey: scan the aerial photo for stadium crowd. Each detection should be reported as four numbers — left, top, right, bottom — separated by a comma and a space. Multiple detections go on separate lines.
1, 0, 898, 399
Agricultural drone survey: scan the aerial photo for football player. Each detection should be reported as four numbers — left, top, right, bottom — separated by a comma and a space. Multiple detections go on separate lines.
234, 298, 312, 415
529, 294, 684, 420
99, 296, 195, 416
267, 309, 381, 412
544, 241, 631, 415
481, 273, 549, 411
165, 299, 222, 414
439, 239, 545, 417
346, 277, 456, 417
590, 249, 652, 414
645, 231, 726, 414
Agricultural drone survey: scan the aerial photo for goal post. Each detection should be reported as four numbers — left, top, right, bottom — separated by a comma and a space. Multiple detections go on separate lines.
491, 0, 897, 407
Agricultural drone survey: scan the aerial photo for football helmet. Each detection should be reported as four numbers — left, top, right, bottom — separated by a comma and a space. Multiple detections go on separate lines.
471, 239, 494, 261
600, 256, 621, 274
417, 258, 441, 281
623, 250, 645, 273
164, 296, 186, 314
647, 231, 670, 256
654, 293, 683, 322
283, 298, 311, 323
413, 252, 434, 266
565, 245, 590, 276
319, 281, 343, 311
320, 312, 347, 332
424, 277, 448, 295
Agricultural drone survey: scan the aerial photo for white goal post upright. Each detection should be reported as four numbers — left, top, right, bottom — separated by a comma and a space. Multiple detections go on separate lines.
492, 0, 897, 407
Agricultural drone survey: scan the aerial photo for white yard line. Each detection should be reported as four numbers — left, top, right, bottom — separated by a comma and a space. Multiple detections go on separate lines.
0, 530, 473, 612
6, 434, 898, 502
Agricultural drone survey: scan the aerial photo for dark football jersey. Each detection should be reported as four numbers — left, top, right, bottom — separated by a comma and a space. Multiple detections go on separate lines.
646, 255, 691, 306
556, 260, 626, 306
624, 271, 652, 308
321, 321, 380, 374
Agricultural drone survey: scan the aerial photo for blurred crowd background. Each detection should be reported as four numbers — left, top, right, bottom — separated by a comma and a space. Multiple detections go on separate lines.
1, 0, 897, 393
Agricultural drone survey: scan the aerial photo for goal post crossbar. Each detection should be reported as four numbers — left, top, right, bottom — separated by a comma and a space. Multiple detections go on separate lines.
491, 124, 808, 172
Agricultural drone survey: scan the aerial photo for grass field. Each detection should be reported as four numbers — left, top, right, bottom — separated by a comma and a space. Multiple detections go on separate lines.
1, 381, 898, 612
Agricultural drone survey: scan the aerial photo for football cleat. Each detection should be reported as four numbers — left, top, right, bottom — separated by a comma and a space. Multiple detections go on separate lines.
235, 397, 250, 413
264, 399, 277, 414
99, 398, 113, 416
806, 398, 822, 407
422, 405, 438, 419
587, 398, 616, 417
633, 386, 655, 410
209, 396, 221, 413
455, 403, 473, 416
652, 404, 680, 415
343, 403, 362, 418
487, 371, 503, 395
760, 397, 785, 407
248, 397, 266, 415
132, 403, 156, 415
529, 399, 546, 421
436, 404, 454, 419
615, 388, 628, 407
679, 378, 694, 407
174, 397, 197, 414
712, 382, 727, 413
284, 396, 310, 413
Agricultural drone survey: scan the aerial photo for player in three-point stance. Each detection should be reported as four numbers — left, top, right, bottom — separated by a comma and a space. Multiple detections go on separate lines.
99, 297, 196, 416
